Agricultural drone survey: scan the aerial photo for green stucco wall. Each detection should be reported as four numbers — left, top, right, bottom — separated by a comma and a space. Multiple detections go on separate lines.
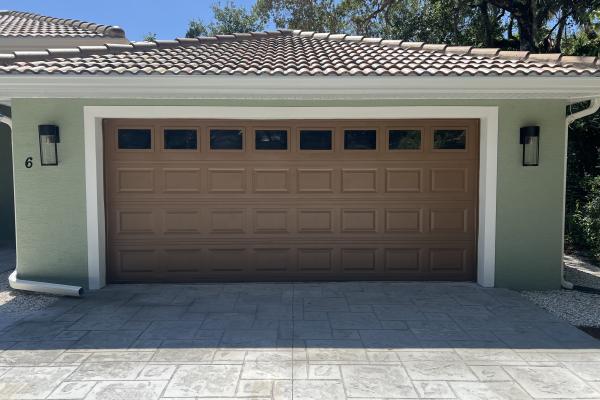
0, 119, 15, 242
10, 98, 567, 290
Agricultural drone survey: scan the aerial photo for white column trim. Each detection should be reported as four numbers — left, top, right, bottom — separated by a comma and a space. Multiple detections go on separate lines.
84, 106, 498, 289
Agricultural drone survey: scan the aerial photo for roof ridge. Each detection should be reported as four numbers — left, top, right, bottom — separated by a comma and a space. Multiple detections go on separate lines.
0, 27, 597, 69
0, 30, 291, 65
2, 10, 125, 38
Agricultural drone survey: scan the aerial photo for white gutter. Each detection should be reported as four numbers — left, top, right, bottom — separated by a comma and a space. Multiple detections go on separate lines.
9, 271, 83, 297
561, 97, 600, 290
0, 113, 83, 297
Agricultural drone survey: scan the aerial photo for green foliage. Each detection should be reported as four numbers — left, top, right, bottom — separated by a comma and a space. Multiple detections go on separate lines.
186, 1, 264, 37
143, 32, 157, 41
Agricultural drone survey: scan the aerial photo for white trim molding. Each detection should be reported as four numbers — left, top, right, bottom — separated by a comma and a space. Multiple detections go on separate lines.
4, 76, 600, 100
84, 105, 498, 289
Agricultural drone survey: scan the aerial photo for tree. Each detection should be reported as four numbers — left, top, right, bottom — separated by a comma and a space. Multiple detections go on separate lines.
186, 1, 264, 37
143, 32, 157, 41
254, 0, 344, 32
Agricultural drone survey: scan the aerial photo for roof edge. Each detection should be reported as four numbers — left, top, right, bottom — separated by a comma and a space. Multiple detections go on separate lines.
1, 10, 126, 38
0, 27, 597, 70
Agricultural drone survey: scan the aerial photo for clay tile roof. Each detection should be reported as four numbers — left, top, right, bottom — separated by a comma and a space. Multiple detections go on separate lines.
0, 10, 125, 38
0, 29, 598, 76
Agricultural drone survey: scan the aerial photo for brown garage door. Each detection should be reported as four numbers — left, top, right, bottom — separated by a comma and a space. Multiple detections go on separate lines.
104, 118, 479, 283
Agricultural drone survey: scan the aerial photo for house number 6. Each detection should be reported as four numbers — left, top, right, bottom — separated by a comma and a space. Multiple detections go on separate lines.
25, 157, 33, 169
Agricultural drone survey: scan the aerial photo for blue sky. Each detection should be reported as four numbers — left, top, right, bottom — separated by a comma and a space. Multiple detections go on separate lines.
1, 0, 258, 41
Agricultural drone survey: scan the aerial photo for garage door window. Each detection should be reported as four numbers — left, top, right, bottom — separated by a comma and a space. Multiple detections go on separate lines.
389, 129, 421, 150
164, 129, 197, 150
344, 129, 377, 150
300, 130, 333, 150
255, 129, 288, 150
434, 129, 466, 150
210, 129, 243, 150
118, 129, 152, 150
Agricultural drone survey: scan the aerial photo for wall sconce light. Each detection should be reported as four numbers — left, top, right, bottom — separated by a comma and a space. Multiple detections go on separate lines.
38, 125, 60, 166
520, 126, 539, 167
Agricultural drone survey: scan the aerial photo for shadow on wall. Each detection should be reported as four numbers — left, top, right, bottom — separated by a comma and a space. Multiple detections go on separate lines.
0, 105, 14, 242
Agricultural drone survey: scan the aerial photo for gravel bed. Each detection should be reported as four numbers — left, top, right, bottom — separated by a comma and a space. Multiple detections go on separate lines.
0, 269, 58, 314
523, 254, 600, 328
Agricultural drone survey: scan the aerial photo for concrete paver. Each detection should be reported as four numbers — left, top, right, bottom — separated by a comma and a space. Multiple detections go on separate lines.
0, 281, 596, 399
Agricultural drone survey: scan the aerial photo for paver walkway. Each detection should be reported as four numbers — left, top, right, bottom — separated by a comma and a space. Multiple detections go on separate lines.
0, 281, 598, 399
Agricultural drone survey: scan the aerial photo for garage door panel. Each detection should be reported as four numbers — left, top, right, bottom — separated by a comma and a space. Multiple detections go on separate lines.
104, 118, 479, 283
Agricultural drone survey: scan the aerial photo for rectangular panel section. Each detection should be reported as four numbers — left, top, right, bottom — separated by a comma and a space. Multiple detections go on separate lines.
163, 211, 200, 234
298, 209, 333, 233
298, 249, 334, 272
163, 168, 201, 192
118, 249, 157, 273
117, 168, 154, 193
208, 168, 246, 192
253, 209, 289, 233
255, 130, 288, 150
164, 129, 197, 150
386, 168, 422, 193
341, 249, 376, 271
253, 249, 290, 271
297, 169, 334, 192
118, 128, 151, 150
384, 248, 420, 271
164, 249, 201, 272
210, 129, 243, 150
430, 209, 468, 233
431, 168, 467, 192
299, 130, 332, 150
385, 209, 422, 233
118, 211, 154, 234
253, 169, 289, 193
430, 248, 467, 271
341, 169, 377, 193
344, 129, 377, 150
433, 129, 466, 150
389, 130, 421, 150
342, 209, 377, 233
209, 209, 245, 233
208, 249, 246, 271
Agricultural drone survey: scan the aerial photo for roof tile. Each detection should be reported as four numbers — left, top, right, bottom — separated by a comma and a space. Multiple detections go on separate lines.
0, 10, 125, 38
0, 30, 598, 77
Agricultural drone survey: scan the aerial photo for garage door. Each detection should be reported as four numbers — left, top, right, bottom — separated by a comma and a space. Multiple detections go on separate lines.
104, 118, 479, 283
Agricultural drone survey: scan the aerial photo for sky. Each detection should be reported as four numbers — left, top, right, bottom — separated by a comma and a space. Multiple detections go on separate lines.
1, 0, 258, 41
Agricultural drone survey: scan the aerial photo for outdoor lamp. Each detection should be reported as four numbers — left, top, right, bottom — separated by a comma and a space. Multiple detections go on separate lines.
38, 124, 60, 166
520, 126, 539, 167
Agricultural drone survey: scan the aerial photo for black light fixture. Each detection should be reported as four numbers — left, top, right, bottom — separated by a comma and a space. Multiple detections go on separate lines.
38, 124, 60, 166
520, 126, 540, 167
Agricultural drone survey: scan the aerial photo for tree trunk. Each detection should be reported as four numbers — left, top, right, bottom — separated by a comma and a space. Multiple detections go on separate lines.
479, 0, 493, 47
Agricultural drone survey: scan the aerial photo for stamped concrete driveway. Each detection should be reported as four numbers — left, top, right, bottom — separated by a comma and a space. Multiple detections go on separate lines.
0, 282, 598, 400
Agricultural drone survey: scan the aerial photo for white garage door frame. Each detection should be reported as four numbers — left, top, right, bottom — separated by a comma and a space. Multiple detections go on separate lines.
84, 106, 498, 290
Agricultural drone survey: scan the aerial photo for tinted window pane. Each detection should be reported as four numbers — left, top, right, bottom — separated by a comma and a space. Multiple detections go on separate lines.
434, 129, 466, 149
118, 129, 151, 149
300, 130, 332, 150
344, 129, 377, 150
255, 130, 288, 150
389, 130, 421, 150
210, 129, 243, 150
164, 129, 197, 149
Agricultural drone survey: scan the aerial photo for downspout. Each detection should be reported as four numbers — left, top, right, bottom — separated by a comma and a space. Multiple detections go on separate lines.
561, 97, 600, 290
0, 111, 83, 297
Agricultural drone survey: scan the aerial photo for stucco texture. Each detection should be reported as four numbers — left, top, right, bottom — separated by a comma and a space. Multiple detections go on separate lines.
10, 98, 567, 290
